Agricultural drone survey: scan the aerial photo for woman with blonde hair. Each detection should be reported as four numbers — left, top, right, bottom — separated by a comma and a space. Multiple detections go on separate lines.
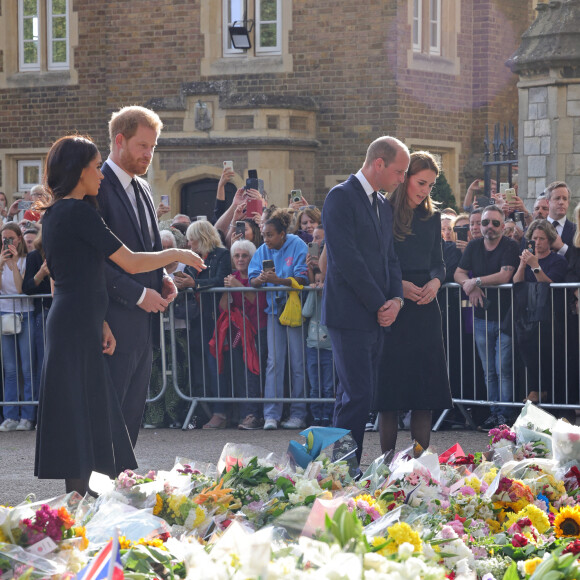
374, 151, 452, 454
0, 223, 35, 431
174, 219, 232, 428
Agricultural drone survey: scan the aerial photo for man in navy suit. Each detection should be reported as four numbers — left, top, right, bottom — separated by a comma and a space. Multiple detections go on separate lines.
97, 106, 176, 445
545, 181, 576, 260
322, 136, 408, 465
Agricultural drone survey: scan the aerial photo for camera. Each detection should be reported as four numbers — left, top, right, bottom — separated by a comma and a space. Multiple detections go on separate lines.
514, 211, 525, 227
453, 225, 469, 242
262, 259, 275, 271
223, 160, 234, 170
290, 189, 302, 204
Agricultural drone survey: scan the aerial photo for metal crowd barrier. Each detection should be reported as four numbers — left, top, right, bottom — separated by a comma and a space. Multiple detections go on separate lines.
149, 286, 337, 429
0, 293, 50, 415
436, 281, 580, 429
2, 282, 580, 432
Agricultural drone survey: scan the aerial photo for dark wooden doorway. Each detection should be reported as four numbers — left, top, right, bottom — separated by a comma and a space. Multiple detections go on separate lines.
180, 178, 237, 222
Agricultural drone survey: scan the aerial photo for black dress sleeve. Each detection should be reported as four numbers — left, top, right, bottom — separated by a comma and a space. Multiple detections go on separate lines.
429, 213, 446, 284
73, 201, 123, 257
22, 251, 46, 295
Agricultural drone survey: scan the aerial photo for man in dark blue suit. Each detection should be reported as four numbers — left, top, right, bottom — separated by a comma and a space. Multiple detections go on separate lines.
322, 136, 408, 465
545, 181, 577, 260
97, 106, 177, 445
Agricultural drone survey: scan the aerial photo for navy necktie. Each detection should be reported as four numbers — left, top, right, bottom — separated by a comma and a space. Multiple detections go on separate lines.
131, 179, 152, 249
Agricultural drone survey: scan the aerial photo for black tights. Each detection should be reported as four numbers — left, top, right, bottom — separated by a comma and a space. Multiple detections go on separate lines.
378, 410, 432, 456
65, 478, 89, 496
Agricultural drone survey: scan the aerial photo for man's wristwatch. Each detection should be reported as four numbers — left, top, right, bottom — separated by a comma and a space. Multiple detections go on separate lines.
475, 277, 482, 287
394, 297, 404, 309
532, 266, 542, 274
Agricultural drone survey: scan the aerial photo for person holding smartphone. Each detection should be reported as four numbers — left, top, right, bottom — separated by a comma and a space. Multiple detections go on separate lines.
512, 219, 567, 409
0, 223, 35, 432
248, 208, 308, 430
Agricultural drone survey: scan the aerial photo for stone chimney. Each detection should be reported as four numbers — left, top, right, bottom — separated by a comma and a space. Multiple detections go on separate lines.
506, 0, 580, 210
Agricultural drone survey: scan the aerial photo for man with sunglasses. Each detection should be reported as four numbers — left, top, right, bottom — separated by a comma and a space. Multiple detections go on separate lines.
454, 205, 519, 430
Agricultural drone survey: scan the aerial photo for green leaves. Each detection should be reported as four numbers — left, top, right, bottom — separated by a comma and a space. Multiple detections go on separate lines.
323, 504, 363, 550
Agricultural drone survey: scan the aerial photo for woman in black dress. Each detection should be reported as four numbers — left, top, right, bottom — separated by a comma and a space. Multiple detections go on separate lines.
375, 151, 452, 454
34, 136, 204, 496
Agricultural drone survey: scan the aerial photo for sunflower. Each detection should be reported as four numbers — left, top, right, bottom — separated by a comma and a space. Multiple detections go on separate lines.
554, 505, 580, 538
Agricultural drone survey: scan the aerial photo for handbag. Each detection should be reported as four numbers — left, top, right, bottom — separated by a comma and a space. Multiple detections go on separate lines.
278, 277, 304, 327
1, 312, 22, 335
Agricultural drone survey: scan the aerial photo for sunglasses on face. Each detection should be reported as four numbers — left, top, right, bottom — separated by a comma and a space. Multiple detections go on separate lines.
481, 219, 501, 227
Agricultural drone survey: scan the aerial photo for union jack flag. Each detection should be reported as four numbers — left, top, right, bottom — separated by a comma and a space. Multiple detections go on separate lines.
76, 535, 124, 580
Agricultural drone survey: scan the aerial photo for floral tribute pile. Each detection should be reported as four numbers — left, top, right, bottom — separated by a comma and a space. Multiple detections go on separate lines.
3, 402, 580, 578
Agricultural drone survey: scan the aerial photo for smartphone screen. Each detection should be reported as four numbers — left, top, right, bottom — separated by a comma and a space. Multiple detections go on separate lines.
526, 240, 536, 254
161, 195, 169, 206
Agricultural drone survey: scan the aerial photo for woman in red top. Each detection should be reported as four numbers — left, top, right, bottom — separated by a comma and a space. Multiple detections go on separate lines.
220, 239, 267, 429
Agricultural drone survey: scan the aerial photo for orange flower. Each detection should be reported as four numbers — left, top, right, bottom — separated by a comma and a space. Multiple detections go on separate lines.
194, 478, 234, 506
58, 507, 75, 530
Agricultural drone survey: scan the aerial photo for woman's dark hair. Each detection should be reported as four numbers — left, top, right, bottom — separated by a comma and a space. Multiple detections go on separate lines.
43, 135, 99, 208
525, 218, 558, 245
265, 208, 292, 234
243, 218, 263, 246
388, 151, 440, 241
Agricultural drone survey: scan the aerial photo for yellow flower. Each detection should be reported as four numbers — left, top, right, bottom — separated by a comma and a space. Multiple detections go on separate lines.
0, 528, 7, 543
554, 506, 580, 538
483, 467, 498, 486
191, 505, 207, 529
73, 526, 89, 551
486, 518, 501, 534
137, 537, 167, 550
119, 535, 133, 550
383, 522, 422, 555
371, 536, 389, 556
464, 476, 481, 494
168, 494, 187, 517
503, 504, 550, 535
153, 494, 164, 516
523, 557, 543, 575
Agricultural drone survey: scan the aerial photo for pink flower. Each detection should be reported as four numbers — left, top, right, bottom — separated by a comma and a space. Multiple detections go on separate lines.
406, 472, 421, 486
448, 519, 465, 535
459, 486, 476, 496
511, 533, 528, 547
440, 525, 458, 540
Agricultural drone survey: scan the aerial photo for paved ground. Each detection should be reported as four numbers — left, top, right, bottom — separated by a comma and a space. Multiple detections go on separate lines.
0, 426, 490, 507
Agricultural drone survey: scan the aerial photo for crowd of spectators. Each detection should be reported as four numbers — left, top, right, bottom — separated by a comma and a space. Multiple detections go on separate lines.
1, 167, 580, 434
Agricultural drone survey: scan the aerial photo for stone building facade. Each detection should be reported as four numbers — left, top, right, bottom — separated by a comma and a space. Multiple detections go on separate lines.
508, 0, 580, 211
0, 0, 535, 212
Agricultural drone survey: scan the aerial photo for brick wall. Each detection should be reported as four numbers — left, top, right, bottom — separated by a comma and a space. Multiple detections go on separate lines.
0, 0, 533, 207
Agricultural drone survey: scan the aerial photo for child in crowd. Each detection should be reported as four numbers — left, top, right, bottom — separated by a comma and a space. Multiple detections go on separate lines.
302, 268, 334, 426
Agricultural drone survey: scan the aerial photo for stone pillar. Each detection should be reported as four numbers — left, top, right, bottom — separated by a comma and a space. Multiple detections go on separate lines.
507, 0, 580, 211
